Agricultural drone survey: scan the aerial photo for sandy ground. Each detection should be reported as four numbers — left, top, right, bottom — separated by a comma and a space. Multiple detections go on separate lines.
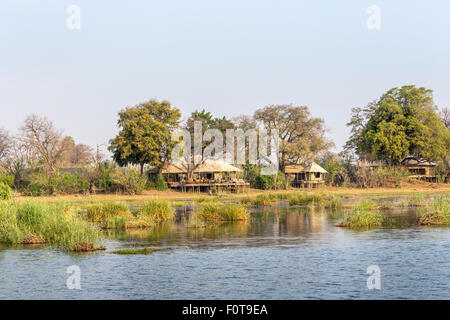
14, 181, 450, 205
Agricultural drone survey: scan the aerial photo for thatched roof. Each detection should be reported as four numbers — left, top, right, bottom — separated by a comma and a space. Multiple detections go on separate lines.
302, 162, 328, 173
283, 165, 304, 173
401, 156, 436, 167
151, 160, 242, 174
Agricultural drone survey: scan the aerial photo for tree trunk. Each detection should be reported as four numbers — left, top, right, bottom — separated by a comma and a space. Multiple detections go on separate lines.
140, 163, 144, 176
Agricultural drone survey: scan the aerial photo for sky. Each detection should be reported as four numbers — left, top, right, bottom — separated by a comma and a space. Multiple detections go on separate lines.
1, 0, 449, 156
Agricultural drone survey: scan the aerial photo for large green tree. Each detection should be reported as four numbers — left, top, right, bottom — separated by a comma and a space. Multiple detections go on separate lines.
346, 85, 450, 164
109, 99, 181, 174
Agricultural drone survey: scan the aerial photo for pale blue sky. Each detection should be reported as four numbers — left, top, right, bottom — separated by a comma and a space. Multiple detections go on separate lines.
1, 0, 449, 154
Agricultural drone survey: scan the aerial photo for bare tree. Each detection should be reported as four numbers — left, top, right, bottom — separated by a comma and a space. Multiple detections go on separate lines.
441, 107, 450, 129
20, 114, 69, 172
70, 144, 95, 166
0, 128, 11, 161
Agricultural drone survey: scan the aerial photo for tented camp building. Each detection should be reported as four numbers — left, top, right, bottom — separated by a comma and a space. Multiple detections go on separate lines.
283, 162, 328, 188
148, 160, 249, 193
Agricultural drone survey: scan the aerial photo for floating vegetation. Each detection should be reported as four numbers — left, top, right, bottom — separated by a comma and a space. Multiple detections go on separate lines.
112, 247, 154, 255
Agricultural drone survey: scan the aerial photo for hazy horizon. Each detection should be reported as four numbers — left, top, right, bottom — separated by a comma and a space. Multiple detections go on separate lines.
2, 0, 449, 156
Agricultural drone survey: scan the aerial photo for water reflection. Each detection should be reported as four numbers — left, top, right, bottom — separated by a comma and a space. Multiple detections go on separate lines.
105, 207, 418, 251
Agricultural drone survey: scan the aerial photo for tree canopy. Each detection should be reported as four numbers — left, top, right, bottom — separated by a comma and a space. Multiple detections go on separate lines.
346, 85, 450, 164
108, 99, 181, 174
254, 104, 333, 171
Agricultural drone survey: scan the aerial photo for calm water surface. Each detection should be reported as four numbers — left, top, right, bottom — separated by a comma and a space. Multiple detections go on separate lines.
0, 206, 449, 299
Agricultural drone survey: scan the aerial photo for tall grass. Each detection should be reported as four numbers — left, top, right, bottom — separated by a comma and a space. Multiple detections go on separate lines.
137, 199, 174, 222
198, 202, 249, 222
86, 201, 131, 222
337, 200, 385, 228
0, 201, 101, 251
288, 192, 326, 206
417, 195, 450, 225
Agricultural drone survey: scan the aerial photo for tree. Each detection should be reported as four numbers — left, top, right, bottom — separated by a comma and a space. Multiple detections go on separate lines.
440, 107, 450, 129
19, 114, 70, 173
0, 128, 11, 162
254, 104, 333, 171
108, 99, 181, 175
347, 85, 450, 164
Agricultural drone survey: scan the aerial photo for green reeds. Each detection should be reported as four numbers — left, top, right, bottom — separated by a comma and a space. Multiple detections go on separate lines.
0, 201, 101, 251
86, 201, 131, 222
337, 200, 385, 228
137, 199, 174, 222
324, 196, 343, 209
288, 192, 326, 206
417, 195, 450, 225
198, 202, 249, 222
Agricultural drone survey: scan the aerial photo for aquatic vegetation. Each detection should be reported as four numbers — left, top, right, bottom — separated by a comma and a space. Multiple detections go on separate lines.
337, 200, 385, 228
408, 193, 426, 207
113, 247, 154, 255
239, 194, 278, 207
325, 196, 343, 209
0, 201, 101, 251
85, 201, 132, 222
417, 195, 450, 225
137, 199, 174, 222
288, 192, 326, 206
198, 202, 249, 221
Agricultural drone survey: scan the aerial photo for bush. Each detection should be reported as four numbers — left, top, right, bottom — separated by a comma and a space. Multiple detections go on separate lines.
146, 174, 167, 191
110, 168, 146, 195
254, 172, 290, 190
0, 174, 14, 187
22, 172, 90, 196
0, 182, 12, 200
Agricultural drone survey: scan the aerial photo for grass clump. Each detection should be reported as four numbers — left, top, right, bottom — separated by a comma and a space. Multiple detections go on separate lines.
137, 199, 174, 222
337, 200, 385, 228
417, 195, 450, 226
86, 201, 131, 223
288, 192, 326, 206
325, 196, 343, 209
198, 202, 249, 222
0, 201, 101, 251
113, 247, 154, 255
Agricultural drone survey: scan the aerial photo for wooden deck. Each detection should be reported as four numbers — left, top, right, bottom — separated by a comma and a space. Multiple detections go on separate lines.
168, 181, 250, 193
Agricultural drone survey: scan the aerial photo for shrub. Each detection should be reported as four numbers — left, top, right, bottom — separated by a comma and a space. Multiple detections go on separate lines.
146, 174, 167, 191
110, 169, 146, 195
253, 173, 289, 190
0, 182, 12, 200
0, 174, 14, 187
22, 172, 90, 196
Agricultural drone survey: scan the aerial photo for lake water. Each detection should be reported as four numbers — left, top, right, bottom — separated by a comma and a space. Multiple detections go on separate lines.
0, 206, 449, 299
